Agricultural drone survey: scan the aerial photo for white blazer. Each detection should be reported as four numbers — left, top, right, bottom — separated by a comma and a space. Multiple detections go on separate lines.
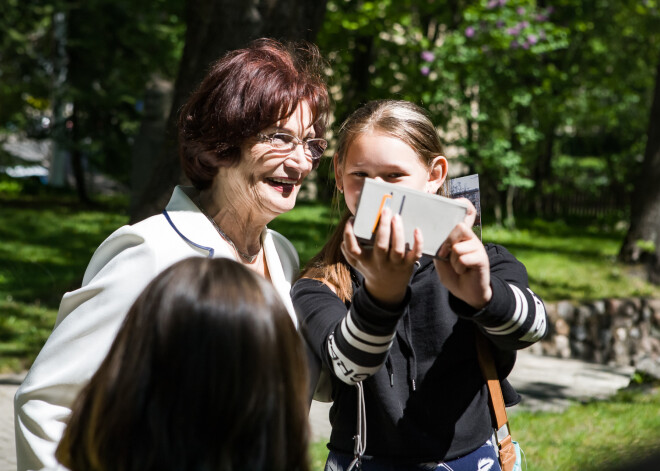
14, 186, 300, 471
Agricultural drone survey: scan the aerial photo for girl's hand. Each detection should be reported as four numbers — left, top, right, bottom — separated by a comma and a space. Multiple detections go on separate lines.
341, 207, 423, 306
434, 199, 492, 310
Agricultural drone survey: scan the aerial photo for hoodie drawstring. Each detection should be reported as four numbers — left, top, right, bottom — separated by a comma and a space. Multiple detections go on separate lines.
403, 312, 417, 391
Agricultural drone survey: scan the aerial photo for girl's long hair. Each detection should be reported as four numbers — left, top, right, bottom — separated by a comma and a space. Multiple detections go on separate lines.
301, 99, 449, 302
56, 257, 310, 471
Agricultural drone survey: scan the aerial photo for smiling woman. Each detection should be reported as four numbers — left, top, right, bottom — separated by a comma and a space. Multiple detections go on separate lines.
14, 38, 330, 471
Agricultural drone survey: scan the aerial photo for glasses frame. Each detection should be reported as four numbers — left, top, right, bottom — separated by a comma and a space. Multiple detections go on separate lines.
256, 132, 327, 169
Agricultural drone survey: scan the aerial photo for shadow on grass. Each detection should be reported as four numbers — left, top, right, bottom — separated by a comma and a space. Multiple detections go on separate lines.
0, 300, 57, 372
0, 206, 128, 307
0, 196, 128, 372
268, 204, 339, 265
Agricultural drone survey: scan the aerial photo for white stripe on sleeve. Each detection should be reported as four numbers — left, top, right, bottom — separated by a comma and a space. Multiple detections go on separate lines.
485, 284, 528, 336
328, 333, 382, 384
520, 288, 548, 342
340, 311, 395, 355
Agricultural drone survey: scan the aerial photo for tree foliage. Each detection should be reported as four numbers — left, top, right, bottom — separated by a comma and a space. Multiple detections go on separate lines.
2, 0, 659, 234
130, 0, 329, 222
0, 0, 184, 190
317, 0, 660, 225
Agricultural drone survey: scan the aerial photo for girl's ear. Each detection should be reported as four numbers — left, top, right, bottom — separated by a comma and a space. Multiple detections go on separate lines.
334, 153, 344, 192
426, 155, 448, 194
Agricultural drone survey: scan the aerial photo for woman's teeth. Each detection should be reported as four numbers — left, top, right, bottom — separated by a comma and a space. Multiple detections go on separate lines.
269, 177, 296, 185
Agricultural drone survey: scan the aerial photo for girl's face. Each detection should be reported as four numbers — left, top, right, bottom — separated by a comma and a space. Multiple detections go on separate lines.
335, 131, 447, 215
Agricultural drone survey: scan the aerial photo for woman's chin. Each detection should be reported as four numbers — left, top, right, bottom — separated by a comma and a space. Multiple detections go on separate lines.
263, 185, 300, 215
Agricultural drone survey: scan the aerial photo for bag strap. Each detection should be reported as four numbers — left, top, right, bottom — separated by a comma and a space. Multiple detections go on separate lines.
475, 331, 508, 430
475, 330, 518, 471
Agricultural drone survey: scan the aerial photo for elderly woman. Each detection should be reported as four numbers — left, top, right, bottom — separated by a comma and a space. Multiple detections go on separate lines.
15, 38, 329, 471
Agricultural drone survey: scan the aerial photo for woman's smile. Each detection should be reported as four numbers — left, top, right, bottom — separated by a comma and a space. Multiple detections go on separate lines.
265, 176, 299, 195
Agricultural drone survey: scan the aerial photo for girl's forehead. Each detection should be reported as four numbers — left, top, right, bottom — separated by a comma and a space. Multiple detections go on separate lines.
342, 133, 425, 168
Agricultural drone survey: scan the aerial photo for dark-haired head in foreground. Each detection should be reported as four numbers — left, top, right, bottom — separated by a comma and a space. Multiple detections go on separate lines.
56, 257, 310, 471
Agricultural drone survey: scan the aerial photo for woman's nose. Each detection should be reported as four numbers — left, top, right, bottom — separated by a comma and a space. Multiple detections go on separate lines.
286, 144, 313, 172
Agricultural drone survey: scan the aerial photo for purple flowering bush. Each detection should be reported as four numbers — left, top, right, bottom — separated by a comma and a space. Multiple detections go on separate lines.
316, 0, 659, 225
412, 0, 570, 211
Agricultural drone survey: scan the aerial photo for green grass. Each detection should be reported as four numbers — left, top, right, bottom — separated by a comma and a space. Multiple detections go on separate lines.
0, 194, 128, 372
268, 201, 340, 264
507, 385, 660, 471
308, 385, 660, 470
483, 218, 660, 302
3, 190, 660, 469
2, 194, 660, 372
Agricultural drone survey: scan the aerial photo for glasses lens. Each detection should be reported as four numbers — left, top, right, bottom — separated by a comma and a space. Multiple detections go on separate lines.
271, 133, 297, 151
307, 139, 328, 159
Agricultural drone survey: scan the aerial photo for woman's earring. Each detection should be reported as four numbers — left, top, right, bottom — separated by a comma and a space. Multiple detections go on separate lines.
338, 187, 344, 194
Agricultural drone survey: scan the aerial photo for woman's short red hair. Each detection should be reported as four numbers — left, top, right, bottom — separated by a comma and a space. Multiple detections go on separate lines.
178, 38, 330, 189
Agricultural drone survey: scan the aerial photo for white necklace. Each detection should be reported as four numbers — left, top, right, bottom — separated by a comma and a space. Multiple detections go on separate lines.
196, 197, 261, 263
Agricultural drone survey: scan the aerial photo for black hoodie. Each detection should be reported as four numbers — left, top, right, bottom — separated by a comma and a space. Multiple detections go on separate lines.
292, 243, 547, 464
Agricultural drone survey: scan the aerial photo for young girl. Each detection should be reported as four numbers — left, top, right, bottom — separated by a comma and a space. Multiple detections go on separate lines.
292, 100, 547, 471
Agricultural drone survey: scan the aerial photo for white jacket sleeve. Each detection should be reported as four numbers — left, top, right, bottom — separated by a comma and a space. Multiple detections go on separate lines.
14, 227, 160, 471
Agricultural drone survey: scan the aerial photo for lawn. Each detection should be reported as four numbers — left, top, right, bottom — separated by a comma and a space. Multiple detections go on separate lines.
308, 385, 660, 471
3, 193, 660, 371
2, 190, 660, 470
504, 385, 660, 470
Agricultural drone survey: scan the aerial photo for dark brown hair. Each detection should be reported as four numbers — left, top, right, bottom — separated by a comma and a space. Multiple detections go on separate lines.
179, 38, 330, 189
56, 257, 310, 471
302, 100, 449, 302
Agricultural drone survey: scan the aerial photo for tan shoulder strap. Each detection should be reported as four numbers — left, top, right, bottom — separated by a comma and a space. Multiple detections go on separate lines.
475, 331, 508, 429
475, 330, 518, 471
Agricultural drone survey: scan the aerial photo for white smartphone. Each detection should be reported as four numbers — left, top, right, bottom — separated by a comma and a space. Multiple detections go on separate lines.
352, 178, 469, 257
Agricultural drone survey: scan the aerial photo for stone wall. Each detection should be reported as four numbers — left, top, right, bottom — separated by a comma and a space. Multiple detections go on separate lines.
528, 298, 660, 378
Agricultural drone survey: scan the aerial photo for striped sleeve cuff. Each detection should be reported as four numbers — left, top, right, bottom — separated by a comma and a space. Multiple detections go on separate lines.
482, 284, 547, 343
451, 277, 548, 345
328, 287, 409, 384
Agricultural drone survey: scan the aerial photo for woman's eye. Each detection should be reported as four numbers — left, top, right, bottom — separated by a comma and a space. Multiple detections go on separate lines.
351, 172, 368, 178
388, 173, 404, 179
273, 134, 295, 145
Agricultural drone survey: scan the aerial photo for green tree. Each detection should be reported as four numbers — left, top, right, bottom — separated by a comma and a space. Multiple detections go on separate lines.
129, 0, 329, 222
318, 0, 568, 224
0, 0, 184, 202
0, 1, 54, 130
619, 50, 660, 280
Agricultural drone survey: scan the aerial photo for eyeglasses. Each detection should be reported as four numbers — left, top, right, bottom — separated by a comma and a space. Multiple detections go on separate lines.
256, 132, 327, 169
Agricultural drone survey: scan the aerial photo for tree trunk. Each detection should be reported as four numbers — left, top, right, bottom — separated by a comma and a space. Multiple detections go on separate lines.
69, 102, 91, 205
505, 185, 516, 228
130, 0, 328, 223
619, 52, 660, 277
533, 122, 555, 216
130, 75, 173, 208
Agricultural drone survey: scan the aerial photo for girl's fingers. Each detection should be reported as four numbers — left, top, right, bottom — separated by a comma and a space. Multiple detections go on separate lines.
340, 241, 357, 266
444, 221, 477, 250
436, 240, 450, 261
453, 251, 484, 270
455, 197, 477, 228
406, 227, 424, 262
437, 223, 469, 260
448, 240, 487, 274
389, 214, 407, 261
343, 218, 362, 258
373, 207, 393, 253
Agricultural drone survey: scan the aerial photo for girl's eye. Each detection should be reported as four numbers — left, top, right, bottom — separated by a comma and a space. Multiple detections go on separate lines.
351, 172, 368, 178
388, 173, 405, 179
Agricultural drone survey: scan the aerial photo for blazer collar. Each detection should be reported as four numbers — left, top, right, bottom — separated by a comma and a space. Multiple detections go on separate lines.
164, 185, 279, 270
